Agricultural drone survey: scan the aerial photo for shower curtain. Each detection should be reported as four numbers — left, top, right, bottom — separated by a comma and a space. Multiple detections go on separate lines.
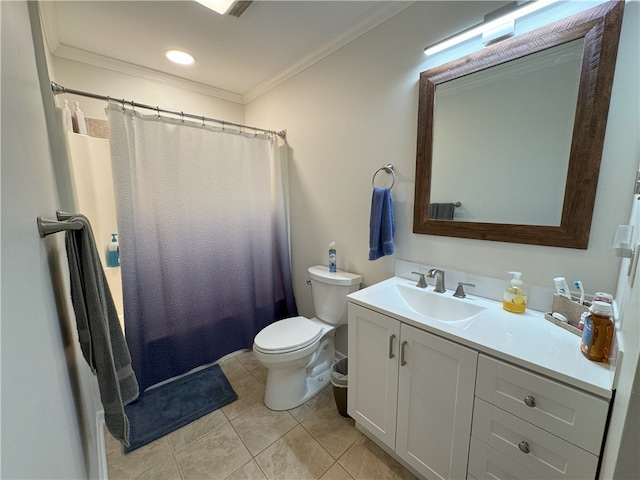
108, 103, 297, 391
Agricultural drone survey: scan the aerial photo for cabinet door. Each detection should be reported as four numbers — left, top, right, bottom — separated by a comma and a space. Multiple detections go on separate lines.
348, 303, 400, 449
396, 323, 478, 480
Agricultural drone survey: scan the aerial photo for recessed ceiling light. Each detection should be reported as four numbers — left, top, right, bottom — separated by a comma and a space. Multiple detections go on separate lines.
194, 0, 237, 15
165, 49, 195, 65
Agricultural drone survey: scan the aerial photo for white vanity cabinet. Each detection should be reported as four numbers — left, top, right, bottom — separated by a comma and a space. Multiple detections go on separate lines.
348, 303, 478, 480
347, 276, 615, 480
468, 355, 610, 479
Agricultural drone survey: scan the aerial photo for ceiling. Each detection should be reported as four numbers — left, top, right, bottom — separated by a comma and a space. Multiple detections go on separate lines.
39, 1, 414, 104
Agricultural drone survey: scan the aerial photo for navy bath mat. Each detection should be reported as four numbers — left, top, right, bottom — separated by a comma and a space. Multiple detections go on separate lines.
124, 364, 237, 452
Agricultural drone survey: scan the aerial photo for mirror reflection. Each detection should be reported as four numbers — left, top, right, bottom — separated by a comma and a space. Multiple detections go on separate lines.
430, 39, 584, 225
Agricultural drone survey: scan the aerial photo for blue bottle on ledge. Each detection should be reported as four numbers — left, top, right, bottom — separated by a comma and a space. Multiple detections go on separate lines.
106, 233, 120, 267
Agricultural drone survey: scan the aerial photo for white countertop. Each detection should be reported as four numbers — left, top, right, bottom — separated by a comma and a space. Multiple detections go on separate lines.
347, 276, 616, 399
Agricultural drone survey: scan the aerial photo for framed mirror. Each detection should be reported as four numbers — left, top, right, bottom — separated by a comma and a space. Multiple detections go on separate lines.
414, 1, 624, 248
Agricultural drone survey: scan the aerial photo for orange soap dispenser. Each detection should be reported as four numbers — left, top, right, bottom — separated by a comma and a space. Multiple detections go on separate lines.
503, 271, 528, 314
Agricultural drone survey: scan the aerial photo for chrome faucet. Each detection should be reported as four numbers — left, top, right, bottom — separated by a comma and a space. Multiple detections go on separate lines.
426, 269, 446, 293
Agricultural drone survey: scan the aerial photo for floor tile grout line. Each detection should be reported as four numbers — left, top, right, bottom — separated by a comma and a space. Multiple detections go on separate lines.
169, 437, 187, 480
225, 367, 352, 480
222, 367, 301, 478
230, 400, 301, 457
167, 408, 232, 456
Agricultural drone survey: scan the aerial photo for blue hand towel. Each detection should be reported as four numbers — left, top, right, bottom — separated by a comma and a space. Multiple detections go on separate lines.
369, 187, 396, 260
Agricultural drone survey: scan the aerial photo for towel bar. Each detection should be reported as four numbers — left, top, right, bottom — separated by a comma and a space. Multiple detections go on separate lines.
372, 164, 396, 189
37, 216, 83, 238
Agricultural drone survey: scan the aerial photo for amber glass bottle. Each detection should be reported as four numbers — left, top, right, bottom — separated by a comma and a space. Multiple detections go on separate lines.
580, 301, 614, 363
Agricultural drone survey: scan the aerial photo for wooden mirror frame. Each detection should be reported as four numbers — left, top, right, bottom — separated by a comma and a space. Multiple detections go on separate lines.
414, 1, 624, 249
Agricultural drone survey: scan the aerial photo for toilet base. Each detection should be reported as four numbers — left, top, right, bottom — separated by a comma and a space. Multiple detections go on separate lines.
264, 363, 330, 411
262, 337, 334, 411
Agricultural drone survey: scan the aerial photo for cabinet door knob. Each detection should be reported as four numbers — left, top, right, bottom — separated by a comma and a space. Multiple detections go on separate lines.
400, 340, 408, 366
518, 441, 531, 454
389, 334, 396, 359
524, 395, 536, 408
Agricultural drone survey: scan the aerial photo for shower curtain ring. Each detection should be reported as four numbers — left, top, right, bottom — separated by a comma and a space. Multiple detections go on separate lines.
121, 98, 126, 112
132, 101, 136, 115
181, 111, 184, 124
156, 106, 161, 119
201, 115, 205, 127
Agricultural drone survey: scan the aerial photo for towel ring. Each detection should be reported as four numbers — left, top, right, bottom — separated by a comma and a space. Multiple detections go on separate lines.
372, 164, 396, 189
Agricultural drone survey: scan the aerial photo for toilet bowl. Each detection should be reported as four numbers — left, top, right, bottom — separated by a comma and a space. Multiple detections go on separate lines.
253, 266, 361, 411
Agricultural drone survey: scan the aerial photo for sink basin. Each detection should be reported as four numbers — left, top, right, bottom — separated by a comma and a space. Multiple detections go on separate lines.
395, 285, 485, 322
367, 282, 486, 328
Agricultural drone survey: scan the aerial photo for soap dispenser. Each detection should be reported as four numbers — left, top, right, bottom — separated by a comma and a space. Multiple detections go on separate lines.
503, 271, 528, 314
106, 233, 120, 267
72, 101, 88, 135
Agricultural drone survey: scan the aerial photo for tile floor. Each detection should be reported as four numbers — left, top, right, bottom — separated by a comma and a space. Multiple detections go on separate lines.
105, 350, 418, 480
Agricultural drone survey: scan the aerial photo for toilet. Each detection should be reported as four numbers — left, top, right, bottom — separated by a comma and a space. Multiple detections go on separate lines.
253, 265, 362, 410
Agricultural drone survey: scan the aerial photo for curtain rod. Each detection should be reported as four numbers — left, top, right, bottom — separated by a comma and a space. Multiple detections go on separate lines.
50, 82, 286, 139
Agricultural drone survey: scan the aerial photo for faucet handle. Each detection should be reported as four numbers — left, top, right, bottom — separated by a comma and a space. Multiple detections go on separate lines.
411, 271, 428, 288
453, 282, 476, 298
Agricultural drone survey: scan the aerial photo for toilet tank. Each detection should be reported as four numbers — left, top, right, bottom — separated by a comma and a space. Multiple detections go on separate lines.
308, 265, 362, 325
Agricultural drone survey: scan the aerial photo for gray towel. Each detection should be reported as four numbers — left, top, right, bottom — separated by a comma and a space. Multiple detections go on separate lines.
428, 202, 456, 220
65, 215, 139, 446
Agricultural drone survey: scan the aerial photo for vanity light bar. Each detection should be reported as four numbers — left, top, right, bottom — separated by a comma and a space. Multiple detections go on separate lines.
194, 0, 237, 15
424, 0, 557, 56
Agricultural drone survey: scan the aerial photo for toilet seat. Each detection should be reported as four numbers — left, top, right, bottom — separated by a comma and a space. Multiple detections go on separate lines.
253, 316, 323, 354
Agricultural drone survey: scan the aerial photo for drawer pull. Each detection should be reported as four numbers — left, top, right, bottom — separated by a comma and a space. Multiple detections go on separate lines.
518, 441, 531, 454
524, 395, 536, 408
389, 334, 396, 359
400, 340, 408, 366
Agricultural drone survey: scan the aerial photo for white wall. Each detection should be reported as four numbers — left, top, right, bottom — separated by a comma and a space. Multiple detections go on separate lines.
1, 2, 96, 477
244, 0, 639, 327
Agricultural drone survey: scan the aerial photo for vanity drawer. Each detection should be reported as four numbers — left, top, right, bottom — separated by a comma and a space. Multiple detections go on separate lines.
468, 437, 541, 480
475, 355, 608, 454
472, 398, 598, 479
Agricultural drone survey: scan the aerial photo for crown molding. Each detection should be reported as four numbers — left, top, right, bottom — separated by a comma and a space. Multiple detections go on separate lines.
242, 1, 415, 103
39, 0, 415, 105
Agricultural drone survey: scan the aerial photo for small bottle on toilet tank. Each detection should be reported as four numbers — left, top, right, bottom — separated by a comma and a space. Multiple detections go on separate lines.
328, 242, 336, 272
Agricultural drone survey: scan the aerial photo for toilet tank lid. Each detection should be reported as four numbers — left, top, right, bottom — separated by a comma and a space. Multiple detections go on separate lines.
308, 265, 362, 286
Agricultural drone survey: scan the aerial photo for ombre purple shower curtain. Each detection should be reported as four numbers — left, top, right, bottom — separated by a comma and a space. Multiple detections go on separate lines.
108, 103, 297, 391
